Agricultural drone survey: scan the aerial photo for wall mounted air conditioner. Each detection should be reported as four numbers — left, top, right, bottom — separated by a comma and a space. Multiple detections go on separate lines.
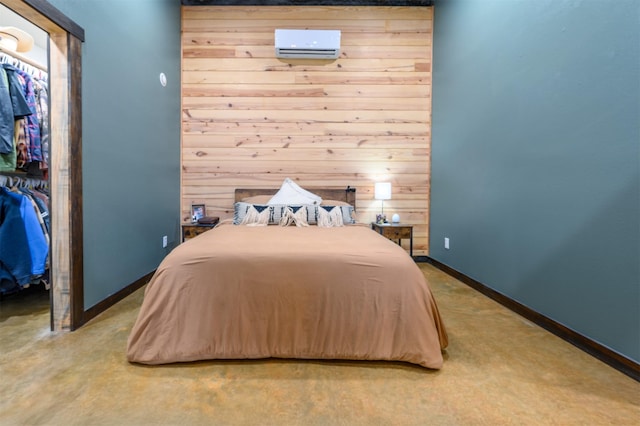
275, 29, 341, 59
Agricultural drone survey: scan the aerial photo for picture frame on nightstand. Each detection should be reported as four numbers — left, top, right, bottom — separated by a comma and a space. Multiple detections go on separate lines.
191, 204, 205, 222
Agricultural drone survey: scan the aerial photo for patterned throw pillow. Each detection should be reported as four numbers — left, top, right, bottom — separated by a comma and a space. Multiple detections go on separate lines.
317, 205, 344, 227
238, 204, 270, 226
279, 205, 309, 227
234, 202, 309, 226
311, 205, 356, 226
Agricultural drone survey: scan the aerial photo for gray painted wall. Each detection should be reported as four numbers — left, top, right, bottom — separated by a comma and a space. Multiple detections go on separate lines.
48, 0, 182, 308
431, 0, 639, 362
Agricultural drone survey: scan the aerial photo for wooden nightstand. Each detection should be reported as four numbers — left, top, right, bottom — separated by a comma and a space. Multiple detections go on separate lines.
371, 222, 414, 257
181, 223, 217, 242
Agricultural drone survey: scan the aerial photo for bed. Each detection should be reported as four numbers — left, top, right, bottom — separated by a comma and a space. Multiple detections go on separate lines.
127, 187, 448, 369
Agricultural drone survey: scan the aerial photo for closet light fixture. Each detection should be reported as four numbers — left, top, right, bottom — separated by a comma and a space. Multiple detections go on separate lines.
0, 26, 34, 52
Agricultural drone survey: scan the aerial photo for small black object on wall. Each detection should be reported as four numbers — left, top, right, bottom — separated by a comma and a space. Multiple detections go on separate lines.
345, 185, 356, 210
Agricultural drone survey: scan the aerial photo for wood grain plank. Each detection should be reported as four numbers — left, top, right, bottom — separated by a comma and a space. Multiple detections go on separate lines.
182, 160, 428, 175
182, 18, 431, 33
183, 71, 430, 84
182, 6, 432, 21
183, 147, 428, 162
182, 58, 423, 72
183, 109, 428, 123
183, 121, 429, 135
181, 174, 429, 189
182, 97, 429, 110
183, 134, 429, 148
182, 84, 431, 98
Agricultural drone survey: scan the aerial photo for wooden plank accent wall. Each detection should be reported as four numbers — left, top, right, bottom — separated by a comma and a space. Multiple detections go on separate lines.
181, 5, 433, 254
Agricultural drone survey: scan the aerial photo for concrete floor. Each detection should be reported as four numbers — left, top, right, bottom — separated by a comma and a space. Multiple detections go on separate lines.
1, 264, 638, 425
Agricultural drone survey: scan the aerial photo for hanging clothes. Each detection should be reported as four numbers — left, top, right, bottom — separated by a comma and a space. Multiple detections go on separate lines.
0, 184, 49, 295
21, 186, 50, 235
0, 66, 14, 154
0, 137, 17, 172
2, 64, 32, 118
1, 63, 32, 159
11, 65, 42, 165
0, 58, 48, 176
34, 79, 49, 172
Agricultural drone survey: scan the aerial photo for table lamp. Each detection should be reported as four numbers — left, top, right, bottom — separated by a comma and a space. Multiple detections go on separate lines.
374, 182, 391, 223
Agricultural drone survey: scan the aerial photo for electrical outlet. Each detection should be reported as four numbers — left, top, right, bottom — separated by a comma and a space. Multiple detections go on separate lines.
444, 237, 450, 250
162, 235, 168, 248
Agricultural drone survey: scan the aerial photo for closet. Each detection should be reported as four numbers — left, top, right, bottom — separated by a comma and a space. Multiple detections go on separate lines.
0, 0, 84, 332
0, 7, 51, 316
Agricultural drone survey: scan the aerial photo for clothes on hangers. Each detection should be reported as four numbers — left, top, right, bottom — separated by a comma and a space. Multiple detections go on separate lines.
0, 137, 16, 172
0, 58, 48, 176
0, 50, 51, 295
0, 66, 14, 154
21, 186, 49, 235
11, 65, 42, 165
0, 182, 49, 295
34, 79, 48, 171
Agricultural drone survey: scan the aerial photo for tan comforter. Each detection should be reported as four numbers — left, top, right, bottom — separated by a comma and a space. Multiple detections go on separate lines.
127, 223, 448, 369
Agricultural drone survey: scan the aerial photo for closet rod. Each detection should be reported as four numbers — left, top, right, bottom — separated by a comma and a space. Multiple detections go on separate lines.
0, 45, 47, 71
0, 173, 47, 189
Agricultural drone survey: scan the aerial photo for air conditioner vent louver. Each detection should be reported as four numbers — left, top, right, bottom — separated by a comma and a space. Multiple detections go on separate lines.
275, 29, 341, 59
277, 48, 339, 57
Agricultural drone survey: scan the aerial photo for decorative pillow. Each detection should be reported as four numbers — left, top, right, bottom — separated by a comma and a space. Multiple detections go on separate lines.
317, 206, 344, 228
311, 205, 356, 225
235, 203, 270, 225
267, 178, 322, 205
234, 202, 309, 226
234, 202, 355, 226
279, 205, 309, 227
239, 204, 270, 226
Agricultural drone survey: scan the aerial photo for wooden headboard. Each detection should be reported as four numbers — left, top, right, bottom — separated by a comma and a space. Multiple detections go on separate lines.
235, 187, 357, 208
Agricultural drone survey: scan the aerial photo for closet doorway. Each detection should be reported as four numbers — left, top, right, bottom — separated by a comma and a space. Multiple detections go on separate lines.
0, 0, 84, 331
0, 4, 50, 329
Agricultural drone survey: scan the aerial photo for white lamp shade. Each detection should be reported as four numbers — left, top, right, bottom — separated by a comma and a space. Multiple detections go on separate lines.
374, 182, 392, 200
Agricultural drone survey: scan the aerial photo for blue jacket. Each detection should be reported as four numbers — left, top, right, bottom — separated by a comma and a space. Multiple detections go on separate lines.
16, 190, 48, 276
0, 188, 33, 285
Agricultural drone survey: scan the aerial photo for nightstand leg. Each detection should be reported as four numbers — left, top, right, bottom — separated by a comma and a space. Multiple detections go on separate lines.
410, 229, 413, 257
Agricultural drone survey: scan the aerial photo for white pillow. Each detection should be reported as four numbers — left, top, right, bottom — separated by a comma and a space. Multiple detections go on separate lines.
267, 178, 322, 205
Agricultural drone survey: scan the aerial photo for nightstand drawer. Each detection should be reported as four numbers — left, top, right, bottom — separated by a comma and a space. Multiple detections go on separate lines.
182, 223, 216, 242
382, 227, 412, 240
